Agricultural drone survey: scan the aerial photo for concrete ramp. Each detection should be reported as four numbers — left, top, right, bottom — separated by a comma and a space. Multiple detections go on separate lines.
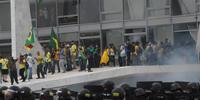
2, 64, 200, 91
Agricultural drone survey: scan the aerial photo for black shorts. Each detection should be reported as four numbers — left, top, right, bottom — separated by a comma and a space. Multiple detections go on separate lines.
2, 69, 8, 75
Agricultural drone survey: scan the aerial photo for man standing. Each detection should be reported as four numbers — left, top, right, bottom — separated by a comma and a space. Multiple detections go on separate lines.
65, 44, 72, 71
59, 45, 67, 73
70, 41, 77, 69
94, 45, 100, 68
35, 51, 45, 79
86, 45, 94, 72
8, 57, 18, 85
53, 49, 60, 73
78, 47, 87, 71
45, 48, 52, 74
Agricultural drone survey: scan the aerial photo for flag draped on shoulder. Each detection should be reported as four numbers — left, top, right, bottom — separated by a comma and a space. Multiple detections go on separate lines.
49, 28, 59, 49
24, 29, 35, 51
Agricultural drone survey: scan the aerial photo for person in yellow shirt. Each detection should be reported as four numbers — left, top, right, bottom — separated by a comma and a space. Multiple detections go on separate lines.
19, 55, 26, 82
1, 56, 9, 82
100, 47, 109, 66
53, 49, 60, 73
35, 51, 45, 79
45, 48, 52, 74
70, 41, 77, 69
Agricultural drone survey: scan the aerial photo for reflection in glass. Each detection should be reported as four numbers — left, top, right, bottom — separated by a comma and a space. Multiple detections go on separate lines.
37, 0, 56, 27
100, 0, 123, 21
57, 0, 78, 25
146, 0, 170, 17
124, 0, 145, 20
80, 0, 99, 24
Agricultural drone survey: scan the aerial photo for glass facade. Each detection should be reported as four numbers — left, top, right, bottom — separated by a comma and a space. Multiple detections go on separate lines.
58, 0, 78, 25
146, 0, 170, 17
124, 0, 145, 20
0, 2, 10, 32
100, 0, 123, 21
37, 0, 56, 27
80, 0, 100, 24
27, 0, 200, 50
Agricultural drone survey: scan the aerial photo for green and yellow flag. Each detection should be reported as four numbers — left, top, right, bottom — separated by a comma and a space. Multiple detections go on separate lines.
24, 29, 35, 51
49, 28, 59, 49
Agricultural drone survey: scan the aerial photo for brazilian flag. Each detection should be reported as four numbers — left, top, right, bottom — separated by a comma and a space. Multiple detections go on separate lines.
24, 29, 35, 51
49, 28, 59, 49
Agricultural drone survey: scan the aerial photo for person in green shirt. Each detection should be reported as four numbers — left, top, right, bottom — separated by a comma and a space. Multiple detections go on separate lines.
78, 47, 87, 71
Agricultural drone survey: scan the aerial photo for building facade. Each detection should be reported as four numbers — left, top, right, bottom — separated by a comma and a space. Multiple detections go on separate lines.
0, 0, 199, 56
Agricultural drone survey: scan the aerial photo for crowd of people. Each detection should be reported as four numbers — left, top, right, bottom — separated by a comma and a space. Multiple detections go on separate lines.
0, 81, 200, 100
0, 38, 196, 85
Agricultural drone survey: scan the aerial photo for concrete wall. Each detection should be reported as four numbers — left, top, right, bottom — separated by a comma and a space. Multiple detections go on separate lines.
11, 0, 44, 58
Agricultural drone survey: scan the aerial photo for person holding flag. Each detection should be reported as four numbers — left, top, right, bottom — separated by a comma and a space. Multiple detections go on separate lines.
49, 27, 59, 73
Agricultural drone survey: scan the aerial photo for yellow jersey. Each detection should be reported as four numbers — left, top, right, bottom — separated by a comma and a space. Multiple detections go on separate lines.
19, 59, 26, 69
36, 55, 43, 64
46, 52, 51, 62
1, 58, 8, 70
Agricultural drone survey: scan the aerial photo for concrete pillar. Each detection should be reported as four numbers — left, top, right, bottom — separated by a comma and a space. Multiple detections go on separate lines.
11, 0, 44, 59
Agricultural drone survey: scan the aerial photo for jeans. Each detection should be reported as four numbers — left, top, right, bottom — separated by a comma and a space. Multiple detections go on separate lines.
28, 67, 32, 79
120, 56, 126, 66
53, 60, 60, 72
37, 64, 45, 78
10, 70, 18, 85
59, 59, 66, 72
19, 68, 26, 81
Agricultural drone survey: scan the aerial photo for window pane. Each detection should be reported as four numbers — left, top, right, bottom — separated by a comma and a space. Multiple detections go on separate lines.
147, 0, 170, 17
30, 0, 36, 27
37, 0, 56, 27
0, 2, 10, 32
172, 0, 196, 16
80, 0, 100, 23
148, 25, 173, 44
100, 0, 123, 21
102, 29, 123, 49
58, 0, 77, 16
124, 0, 145, 20
57, 0, 78, 25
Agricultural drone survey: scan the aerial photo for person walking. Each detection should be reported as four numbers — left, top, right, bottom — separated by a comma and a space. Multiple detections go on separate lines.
35, 51, 45, 79
8, 57, 18, 85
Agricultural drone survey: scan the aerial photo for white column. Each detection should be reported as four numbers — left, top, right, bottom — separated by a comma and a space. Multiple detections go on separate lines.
11, 0, 17, 59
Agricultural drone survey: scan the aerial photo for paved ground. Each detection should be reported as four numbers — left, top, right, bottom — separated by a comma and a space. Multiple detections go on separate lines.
1, 64, 200, 91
